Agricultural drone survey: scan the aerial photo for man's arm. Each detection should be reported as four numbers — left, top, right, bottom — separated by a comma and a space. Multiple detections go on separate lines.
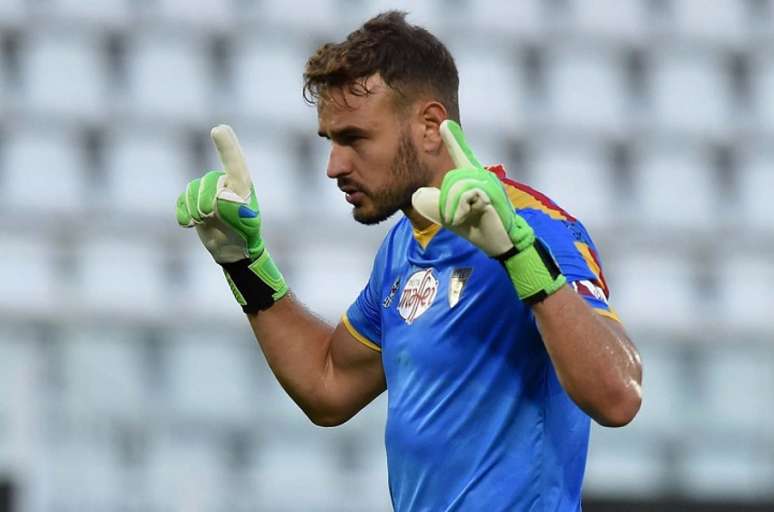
532, 286, 642, 427
247, 294, 386, 427
412, 120, 642, 427
176, 125, 384, 427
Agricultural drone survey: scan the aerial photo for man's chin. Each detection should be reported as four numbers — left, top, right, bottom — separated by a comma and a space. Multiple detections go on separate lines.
352, 204, 397, 225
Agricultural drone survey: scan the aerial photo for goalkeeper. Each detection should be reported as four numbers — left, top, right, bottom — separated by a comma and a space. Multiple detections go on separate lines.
176, 11, 642, 511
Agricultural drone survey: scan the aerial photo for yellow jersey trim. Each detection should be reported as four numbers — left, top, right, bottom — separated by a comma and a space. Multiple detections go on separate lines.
504, 185, 569, 221
341, 313, 381, 352
574, 242, 602, 281
412, 223, 442, 249
595, 307, 622, 323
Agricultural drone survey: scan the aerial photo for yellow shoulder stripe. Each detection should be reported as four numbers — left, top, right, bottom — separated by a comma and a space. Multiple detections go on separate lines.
504, 185, 568, 221
341, 314, 381, 352
573, 241, 612, 298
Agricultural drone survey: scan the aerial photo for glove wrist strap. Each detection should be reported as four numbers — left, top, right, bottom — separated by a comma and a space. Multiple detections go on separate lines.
497, 239, 566, 305
221, 250, 289, 313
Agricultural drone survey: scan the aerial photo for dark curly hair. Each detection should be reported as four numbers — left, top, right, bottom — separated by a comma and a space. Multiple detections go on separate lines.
303, 10, 460, 122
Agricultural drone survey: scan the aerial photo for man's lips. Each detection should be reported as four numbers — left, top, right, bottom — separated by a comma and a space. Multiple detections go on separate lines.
345, 191, 365, 205
338, 183, 365, 205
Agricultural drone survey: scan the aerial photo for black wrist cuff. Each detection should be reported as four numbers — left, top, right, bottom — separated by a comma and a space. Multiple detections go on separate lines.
221, 258, 277, 313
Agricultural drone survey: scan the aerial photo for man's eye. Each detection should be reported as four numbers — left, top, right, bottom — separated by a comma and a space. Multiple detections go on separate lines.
343, 135, 363, 145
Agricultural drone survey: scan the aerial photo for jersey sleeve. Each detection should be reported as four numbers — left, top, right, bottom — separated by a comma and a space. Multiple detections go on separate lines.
342, 244, 386, 352
520, 209, 621, 323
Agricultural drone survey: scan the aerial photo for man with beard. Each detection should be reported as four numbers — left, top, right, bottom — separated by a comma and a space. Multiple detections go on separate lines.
176, 11, 642, 511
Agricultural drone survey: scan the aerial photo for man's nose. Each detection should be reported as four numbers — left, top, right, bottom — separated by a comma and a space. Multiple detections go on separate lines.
326, 145, 351, 179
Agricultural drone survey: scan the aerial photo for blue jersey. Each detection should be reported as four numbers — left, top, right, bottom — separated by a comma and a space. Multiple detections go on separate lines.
343, 167, 620, 511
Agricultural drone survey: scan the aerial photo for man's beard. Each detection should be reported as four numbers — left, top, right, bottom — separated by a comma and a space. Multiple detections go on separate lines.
353, 132, 433, 225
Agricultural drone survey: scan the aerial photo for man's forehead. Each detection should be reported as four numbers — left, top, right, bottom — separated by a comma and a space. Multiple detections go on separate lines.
317, 76, 393, 131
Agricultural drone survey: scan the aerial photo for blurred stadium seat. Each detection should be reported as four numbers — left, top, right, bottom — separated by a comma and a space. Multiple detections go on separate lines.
562, 0, 649, 43
247, 0, 341, 35
77, 237, 170, 319
694, 344, 774, 434
18, 31, 108, 121
585, 429, 666, 497
624, 342, 689, 438
231, 36, 315, 130
528, 140, 617, 232
0, 234, 59, 312
178, 248, 247, 320
668, 0, 751, 47
0, 0, 24, 28
146, 435, 227, 512
609, 251, 701, 332
59, 327, 148, 425
35, 440, 127, 512
678, 437, 774, 500
123, 32, 211, 123
717, 251, 774, 332
143, 0, 233, 31
451, 41, 526, 136
630, 143, 717, 232
751, 51, 774, 135
164, 329, 262, 426
42, 0, 130, 28
1, 125, 86, 214
648, 49, 733, 136
103, 127, 191, 217
542, 44, 628, 134
736, 146, 774, 233
287, 244, 374, 322
467, 0, 544, 39
0, 329, 39, 470
253, 438, 344, 511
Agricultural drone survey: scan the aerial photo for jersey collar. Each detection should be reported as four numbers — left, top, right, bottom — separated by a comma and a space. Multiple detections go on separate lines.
412, 222, 442, 250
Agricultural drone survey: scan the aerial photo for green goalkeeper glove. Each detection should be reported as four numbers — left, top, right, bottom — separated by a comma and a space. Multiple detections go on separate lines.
412, 120, 566, 304
176, 124, 288, 312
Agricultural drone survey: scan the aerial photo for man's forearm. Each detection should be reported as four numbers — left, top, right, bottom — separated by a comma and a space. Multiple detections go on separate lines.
532, 286, 642, 427
246, 294, 336, 421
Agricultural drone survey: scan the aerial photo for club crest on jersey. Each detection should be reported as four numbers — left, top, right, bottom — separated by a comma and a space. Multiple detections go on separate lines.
398, 268, 438, 324
448, 268, 472, 308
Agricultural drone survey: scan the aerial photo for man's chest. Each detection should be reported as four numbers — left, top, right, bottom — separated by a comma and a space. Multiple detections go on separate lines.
376, 249, 533, 380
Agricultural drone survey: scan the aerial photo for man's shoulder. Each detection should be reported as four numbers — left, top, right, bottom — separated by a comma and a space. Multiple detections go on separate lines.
487, 165, 598, 249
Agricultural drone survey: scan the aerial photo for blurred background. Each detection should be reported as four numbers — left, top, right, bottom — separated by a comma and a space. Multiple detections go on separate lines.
0, 0, 773, 510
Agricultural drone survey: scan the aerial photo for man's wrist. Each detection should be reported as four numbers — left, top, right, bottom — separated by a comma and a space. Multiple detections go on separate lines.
498, 239, 566, 305
221, 249, 289, 313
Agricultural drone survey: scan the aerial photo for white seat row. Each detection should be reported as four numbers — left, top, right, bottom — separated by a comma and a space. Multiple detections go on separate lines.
16, 30, 774, 132
525, 140, 774, 235
607, 250, 774, 334
16, 31, 774, 139
6, 0, 760, 46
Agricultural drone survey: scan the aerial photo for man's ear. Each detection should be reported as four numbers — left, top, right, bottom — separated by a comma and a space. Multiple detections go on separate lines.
417, 101, 449, 155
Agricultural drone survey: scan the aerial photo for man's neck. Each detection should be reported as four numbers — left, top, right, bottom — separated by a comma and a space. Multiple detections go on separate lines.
404, 154, 455, 230
404, 205, 435, 231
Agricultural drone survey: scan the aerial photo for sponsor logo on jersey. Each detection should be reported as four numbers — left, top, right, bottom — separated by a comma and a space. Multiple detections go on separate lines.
572, 279, 608, 305
448, 267, 472, 308
383, 276, 401, 309
398, 268, 438, 324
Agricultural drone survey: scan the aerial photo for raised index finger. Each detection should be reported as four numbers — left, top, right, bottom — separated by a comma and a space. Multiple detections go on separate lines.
211, 124, 252, 199
440, 120, 483, 170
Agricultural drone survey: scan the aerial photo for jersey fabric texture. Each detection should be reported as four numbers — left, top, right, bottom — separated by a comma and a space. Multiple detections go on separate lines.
343, 167, 619, 512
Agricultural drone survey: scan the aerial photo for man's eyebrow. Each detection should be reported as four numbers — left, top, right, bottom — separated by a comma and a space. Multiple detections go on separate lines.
318, 126, 369, 140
